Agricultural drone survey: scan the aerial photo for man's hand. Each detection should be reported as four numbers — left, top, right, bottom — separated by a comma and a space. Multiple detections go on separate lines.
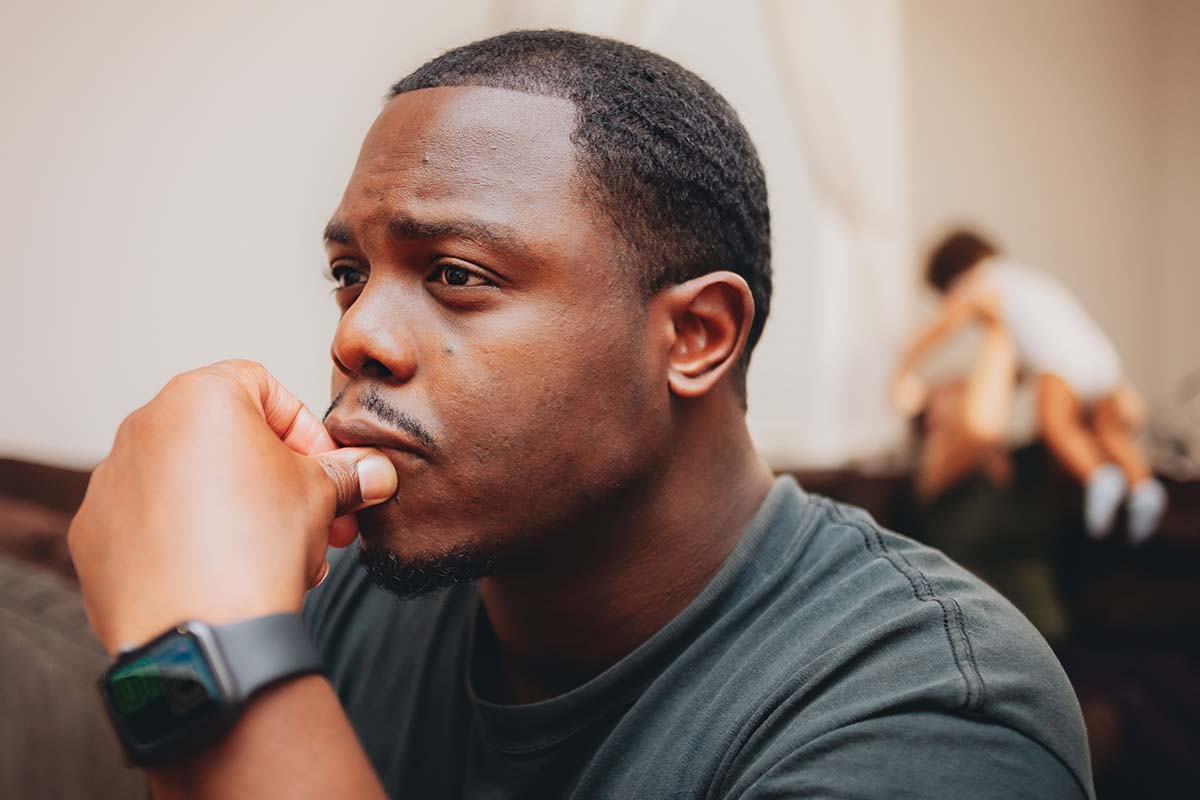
69, 359, 397, 656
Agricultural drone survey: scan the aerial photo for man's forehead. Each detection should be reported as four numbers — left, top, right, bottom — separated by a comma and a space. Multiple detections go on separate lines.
351, 86, 579, 192
330, 85, 620, 279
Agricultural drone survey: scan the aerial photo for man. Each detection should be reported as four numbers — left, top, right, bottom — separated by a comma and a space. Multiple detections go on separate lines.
69, 31, 1093, 798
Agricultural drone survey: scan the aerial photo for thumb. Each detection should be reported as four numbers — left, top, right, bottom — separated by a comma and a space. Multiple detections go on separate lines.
312, 448, 398, 517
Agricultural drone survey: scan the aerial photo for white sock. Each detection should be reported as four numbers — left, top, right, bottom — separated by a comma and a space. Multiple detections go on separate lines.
1127, 478, 1167, 544
1084, 463, 1126, 540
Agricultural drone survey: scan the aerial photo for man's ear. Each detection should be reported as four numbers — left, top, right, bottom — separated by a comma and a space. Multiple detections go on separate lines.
654, 271, 755, 399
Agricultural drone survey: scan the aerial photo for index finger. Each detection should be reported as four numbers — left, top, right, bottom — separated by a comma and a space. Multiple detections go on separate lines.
211, 359, 339, 455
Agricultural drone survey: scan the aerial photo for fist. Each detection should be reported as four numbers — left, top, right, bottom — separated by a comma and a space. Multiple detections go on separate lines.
68, 360, 397, 655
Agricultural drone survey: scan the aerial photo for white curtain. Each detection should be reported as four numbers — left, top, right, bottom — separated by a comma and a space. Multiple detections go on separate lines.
493, 0, 915, 469
751, 0, 913, 468
492, 0, 680, 40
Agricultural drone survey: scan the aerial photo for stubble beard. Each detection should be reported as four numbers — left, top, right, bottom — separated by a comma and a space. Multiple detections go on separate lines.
356, 538, 498, 599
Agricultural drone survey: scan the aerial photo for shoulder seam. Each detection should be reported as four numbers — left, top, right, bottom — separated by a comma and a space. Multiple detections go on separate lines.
818, 498, 987, 713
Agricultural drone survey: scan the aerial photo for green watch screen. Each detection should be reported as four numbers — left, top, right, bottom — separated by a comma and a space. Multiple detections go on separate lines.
105, 632, 222, 747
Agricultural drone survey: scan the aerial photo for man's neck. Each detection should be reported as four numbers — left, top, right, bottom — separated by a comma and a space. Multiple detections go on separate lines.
476, 412, 774, 704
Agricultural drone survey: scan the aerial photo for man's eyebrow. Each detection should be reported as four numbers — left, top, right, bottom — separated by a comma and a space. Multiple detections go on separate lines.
323, 221, 354, 246
323, 215, 536, 262
386, 214, 535, 260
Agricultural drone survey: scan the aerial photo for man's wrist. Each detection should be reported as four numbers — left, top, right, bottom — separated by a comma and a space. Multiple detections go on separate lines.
98, 589, 305, 659
100, 613, 323, 766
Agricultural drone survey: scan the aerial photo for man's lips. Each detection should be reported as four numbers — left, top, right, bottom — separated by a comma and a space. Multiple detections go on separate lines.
325, 416, 432, 461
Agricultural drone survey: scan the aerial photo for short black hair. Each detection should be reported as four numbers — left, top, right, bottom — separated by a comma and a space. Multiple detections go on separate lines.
926, 229, 998, 293
388, 30, 772, 395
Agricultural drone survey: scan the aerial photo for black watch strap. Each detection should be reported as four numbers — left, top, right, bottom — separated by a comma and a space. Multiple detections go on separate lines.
101, 613, 326, 766
211, 613, 324, 701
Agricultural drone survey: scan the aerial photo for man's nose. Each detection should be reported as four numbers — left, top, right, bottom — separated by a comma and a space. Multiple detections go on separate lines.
330, 283, 419, 383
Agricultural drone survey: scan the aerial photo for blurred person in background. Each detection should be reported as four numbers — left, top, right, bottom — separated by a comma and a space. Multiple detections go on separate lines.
894, 229, 1167, 543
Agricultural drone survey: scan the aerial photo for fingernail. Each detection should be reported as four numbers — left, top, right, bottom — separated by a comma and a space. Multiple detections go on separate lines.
358, 455, 397, 504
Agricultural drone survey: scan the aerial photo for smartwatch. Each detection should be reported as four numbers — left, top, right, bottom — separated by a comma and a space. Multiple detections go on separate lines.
98, 613, 323, 766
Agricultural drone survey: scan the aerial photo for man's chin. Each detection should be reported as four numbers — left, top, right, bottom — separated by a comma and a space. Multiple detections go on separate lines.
355, 538, 496, 600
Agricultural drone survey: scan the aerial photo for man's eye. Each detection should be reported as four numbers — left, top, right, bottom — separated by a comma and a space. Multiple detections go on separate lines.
329, 264, 365, 290
431, 263, 490, 288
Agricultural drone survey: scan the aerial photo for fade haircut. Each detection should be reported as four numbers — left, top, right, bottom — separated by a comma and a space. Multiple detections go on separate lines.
388, 30, 772, 396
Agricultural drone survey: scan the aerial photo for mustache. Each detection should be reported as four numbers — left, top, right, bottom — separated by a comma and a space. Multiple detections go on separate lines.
323, 384, 438, 452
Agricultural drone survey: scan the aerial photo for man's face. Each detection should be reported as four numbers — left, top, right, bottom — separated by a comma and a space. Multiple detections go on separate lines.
322, 86, 670, 592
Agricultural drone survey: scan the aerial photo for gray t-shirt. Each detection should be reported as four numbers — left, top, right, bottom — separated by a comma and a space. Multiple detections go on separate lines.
304, 477, 1094, 798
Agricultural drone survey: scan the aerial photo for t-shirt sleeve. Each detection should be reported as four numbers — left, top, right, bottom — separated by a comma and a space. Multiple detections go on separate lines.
729, 710, 1090, 800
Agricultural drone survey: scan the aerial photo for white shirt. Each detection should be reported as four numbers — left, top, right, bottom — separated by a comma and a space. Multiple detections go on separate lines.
971, 257, 1122, 401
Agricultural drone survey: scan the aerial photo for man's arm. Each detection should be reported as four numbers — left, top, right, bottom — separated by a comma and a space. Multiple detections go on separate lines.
68, 360, 397, 798
150, 677, 385, 799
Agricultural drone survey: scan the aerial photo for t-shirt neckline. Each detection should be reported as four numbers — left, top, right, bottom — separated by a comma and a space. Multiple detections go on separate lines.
463, 475, 813, 755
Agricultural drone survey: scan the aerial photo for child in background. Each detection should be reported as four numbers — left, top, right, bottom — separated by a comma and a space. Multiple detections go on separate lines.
893, 229, 1167, 542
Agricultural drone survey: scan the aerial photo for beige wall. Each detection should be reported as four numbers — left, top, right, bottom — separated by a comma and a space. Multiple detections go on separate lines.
0, 1, 491, 466
904, 0, 1199, 419
1156, 0, 1200, 416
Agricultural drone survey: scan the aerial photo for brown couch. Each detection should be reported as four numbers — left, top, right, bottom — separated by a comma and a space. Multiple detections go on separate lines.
0, 458, 145, 799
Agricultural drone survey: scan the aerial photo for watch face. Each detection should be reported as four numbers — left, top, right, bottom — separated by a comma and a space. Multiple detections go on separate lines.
103, 630, 225, 749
